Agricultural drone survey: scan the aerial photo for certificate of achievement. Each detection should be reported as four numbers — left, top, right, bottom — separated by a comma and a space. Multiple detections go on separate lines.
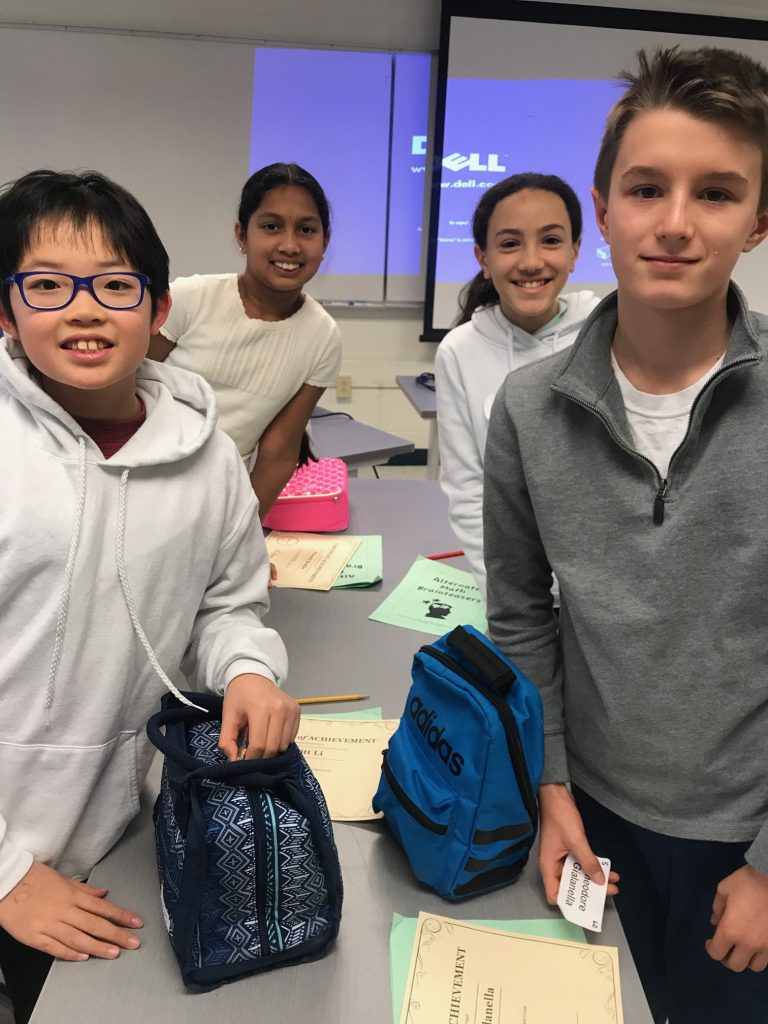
295, 716, 400, 820
400, 913, 624, 1024
266, 532, 361, 591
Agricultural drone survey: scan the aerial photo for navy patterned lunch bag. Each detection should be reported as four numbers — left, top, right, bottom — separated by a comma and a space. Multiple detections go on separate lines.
146, 692, 343, 990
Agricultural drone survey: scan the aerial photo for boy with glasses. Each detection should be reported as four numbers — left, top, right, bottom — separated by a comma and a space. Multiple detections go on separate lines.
0, 169, 298, 1023
484, 47, 768, 1023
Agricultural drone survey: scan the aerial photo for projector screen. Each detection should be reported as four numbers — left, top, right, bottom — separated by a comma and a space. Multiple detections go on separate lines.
423, 0, 768, 338
250, 48, 432, 303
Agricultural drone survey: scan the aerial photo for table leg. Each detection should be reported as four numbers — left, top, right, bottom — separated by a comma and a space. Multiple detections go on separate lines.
426, 421, 440, 480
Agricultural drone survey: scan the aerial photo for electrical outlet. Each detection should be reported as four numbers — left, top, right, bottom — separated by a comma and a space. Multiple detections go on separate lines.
336, 374, 352, 399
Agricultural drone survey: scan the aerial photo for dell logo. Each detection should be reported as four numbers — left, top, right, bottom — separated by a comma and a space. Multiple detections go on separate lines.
409, 138, 507, 174
442, 152, 506, 173
409, 696, 465, 776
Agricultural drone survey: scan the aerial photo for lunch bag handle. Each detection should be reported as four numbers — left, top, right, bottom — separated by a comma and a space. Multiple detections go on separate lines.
445, 625, 518, 696
146, 693, 295, 783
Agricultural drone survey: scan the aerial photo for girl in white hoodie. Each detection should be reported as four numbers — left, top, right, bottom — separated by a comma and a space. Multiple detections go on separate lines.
435, 173, 601, 592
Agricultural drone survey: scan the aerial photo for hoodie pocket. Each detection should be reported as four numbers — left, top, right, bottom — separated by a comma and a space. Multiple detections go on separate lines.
0, 731, 141, 874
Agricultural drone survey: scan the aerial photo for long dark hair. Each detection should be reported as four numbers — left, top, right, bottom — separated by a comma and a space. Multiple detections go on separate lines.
456, 172, 583, 326
238, 162, 331, 239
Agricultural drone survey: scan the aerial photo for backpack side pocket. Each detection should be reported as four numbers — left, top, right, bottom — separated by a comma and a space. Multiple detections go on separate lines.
373, 736, 459, 892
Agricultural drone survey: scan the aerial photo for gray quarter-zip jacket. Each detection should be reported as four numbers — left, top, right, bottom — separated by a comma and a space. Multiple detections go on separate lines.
484, 285, 768, 872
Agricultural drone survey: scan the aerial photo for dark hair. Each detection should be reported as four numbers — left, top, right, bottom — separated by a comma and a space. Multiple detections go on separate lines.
0, 169, 169, 321
297, 430, 317, 467
456, 172, 583, 325
594, 47, 768, 205
238, 163, 331, 238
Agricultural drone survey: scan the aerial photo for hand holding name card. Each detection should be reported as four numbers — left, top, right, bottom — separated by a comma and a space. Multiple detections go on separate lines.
538, 783, 620, 905
558, 853, 611, 932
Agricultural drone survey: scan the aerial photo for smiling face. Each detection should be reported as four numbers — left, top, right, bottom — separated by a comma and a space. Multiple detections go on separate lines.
0, 220, 170, 419
235, 184, 327, 299
593, 108, 768, 315
475, 189, 580, 333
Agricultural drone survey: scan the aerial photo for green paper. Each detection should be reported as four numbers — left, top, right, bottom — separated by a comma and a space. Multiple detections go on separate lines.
369, 556, 486, 636
332, 535, 383, 588
389, 913, 587, 1023
303, 707, 383, 720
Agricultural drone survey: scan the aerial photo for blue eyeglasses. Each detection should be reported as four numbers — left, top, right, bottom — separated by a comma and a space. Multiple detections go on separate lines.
3, 272, 152, 311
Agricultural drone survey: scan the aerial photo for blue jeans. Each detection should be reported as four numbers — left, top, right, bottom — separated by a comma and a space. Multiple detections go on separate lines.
573, 786, 768, 1024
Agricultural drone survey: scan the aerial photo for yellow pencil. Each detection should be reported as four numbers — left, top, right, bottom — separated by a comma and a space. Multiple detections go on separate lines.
297, 694, 369, 706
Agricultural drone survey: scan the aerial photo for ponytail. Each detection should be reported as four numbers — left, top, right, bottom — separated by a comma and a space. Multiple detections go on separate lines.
455, 272, 498, 326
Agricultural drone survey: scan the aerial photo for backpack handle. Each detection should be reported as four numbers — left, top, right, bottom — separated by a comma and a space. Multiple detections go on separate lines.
146, 692, 294, 781
446, 626, 517, 695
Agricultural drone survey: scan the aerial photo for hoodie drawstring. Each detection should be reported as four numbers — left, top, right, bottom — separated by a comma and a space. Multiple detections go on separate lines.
44, 437, 88, 726
114, 469, 205, 712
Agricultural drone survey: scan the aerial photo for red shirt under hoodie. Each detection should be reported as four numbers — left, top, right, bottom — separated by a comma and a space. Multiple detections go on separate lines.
74, 399, 146, 458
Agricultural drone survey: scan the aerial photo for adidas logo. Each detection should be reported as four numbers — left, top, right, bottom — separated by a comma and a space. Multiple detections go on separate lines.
409, 697, 465, 777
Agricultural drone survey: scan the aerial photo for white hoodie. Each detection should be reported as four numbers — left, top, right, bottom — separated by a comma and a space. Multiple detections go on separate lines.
435, 292, 600, 591
0, 338, 288, 899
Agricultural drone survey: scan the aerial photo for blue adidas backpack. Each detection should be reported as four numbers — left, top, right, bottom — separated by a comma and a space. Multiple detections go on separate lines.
146, 692, 343, 990
372, 625, 544, 900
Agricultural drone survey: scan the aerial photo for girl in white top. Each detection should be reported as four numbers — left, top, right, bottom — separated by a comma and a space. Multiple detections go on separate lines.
435, 173, 600, 591
149, 163, 342, 516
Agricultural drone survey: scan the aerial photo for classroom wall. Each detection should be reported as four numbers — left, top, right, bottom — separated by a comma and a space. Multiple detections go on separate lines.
0, 0, 441, 53
1, 0, 767, 450
0, 19, 439, 449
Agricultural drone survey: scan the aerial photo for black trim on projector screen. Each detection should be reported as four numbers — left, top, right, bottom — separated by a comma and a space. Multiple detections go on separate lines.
421, 0, 768, 341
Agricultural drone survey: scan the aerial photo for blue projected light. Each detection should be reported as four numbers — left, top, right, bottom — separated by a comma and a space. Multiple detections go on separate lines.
249, 48, 618, 308
434, 78, 618, 286
250, 49, 431, 297
250, 48, 391, 280
388, 53, 432, 281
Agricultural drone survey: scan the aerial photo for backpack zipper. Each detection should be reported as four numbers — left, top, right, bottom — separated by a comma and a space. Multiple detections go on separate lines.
381, 749, 448, 834
247, 792, 270, 955
275, 490, 340, 502
419, 646, 538, 833
262, 792, 284, 953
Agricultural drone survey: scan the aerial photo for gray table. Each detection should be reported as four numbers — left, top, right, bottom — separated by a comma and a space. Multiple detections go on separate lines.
31, 481, 651, 1024
395, 375, 438, 480
310, 408, 414, 475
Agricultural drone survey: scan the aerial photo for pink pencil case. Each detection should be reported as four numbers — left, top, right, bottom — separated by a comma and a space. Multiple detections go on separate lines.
262, 457, 349, 533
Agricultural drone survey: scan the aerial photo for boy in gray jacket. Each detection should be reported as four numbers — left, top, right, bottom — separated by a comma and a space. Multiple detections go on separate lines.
484, 47, 768, 1024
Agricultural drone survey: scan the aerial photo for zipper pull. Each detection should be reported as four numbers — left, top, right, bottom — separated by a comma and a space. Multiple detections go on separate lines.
653, 479, 667, 525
